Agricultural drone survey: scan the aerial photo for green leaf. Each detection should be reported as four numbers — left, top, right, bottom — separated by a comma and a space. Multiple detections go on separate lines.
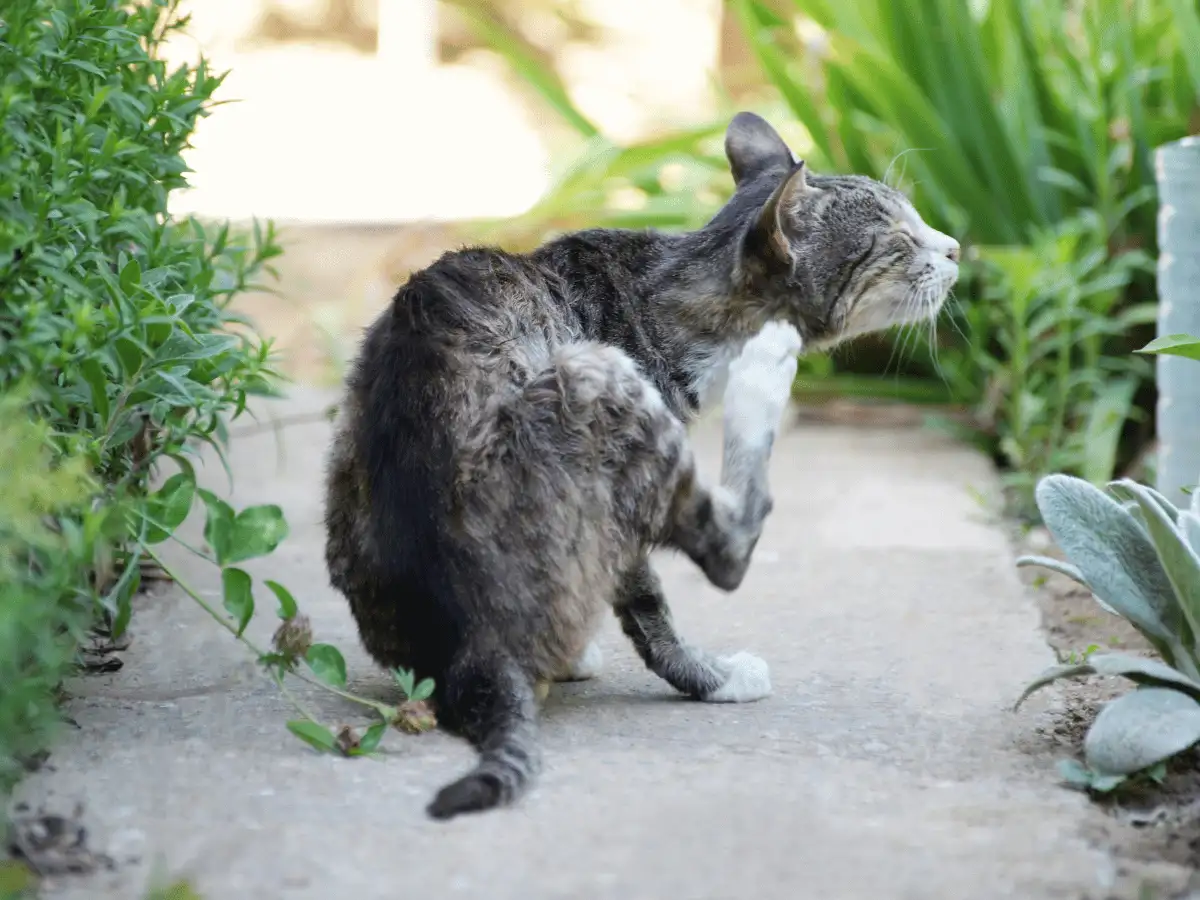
1057, 758, 1096, 789
223, 504, 289, 564
286, 720, 338, 754
1080, 377, 1138, 485
1181, 512, 1200, 556
411, 678, 435, 703
1015, 555, 1090, 588
1085, 687, 1200, 776
445, 1, 599, 138
1087, 772, 1130, 793
155, 331, 240, 363
1113, 480, 1200, 655
392, 667, 416, 698
142, 472, 195, 544
221, 567, 254, 637
79, 358, 110, 422
115, 336, 147, 378
306, 643, 347, 688
119, 257, 142, 294
1136, 333, 1200, 361
1034, 475, 1186, 663
197, 488, 235, 564
265, 579, 298, 619
1016, 652, 1200, 710
358, 721, 387, 754
1107, 481, 1181, 525
103, 558, 142, 639
729, 0, 834, 162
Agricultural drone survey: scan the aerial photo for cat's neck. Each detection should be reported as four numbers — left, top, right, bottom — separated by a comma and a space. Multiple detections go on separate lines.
645, 221, 774, 412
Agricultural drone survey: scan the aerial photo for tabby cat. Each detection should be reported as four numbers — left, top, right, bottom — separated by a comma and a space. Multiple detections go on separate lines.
323, 112, 960, 820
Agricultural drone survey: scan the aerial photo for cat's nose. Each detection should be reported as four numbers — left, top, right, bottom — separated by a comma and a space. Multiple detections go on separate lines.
945, 240, 961, 263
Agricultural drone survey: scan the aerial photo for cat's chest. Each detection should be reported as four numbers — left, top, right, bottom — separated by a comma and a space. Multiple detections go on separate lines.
686, 341, 744, 415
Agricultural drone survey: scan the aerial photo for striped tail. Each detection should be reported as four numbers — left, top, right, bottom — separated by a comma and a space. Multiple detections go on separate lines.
427, 654, 541, 820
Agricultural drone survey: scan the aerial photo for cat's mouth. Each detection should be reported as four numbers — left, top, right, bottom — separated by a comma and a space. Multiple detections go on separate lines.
898, 266, 958, 324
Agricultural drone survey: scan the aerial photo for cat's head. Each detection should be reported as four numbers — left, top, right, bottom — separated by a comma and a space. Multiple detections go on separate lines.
722, 112, 959, 349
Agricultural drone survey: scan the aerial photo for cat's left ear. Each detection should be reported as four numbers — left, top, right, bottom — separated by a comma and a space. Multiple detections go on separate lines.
751, 161, 812, 261
725, 112, 795, 186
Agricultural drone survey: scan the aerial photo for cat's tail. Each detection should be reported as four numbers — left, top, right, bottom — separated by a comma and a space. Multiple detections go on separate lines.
427, 653, 542, 820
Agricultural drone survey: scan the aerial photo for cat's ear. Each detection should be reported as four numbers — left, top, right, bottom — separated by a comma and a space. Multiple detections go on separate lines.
725, 112, 795, 186
750, 161, 811, 261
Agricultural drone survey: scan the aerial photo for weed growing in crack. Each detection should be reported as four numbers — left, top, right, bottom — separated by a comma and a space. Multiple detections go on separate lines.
132, 478, 436, 756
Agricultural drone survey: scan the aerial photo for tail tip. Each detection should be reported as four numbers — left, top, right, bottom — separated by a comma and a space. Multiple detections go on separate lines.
426, 772, 502, 821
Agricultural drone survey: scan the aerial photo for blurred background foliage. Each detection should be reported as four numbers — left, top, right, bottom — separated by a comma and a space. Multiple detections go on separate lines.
447, 0, 1200, 515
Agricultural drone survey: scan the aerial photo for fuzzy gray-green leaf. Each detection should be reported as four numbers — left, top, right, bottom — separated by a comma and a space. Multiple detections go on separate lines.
1015, 555, 1089, 587
1108, 480, 1181, 525
1084, 687, 1200, 776
1114, 480, 1200, 653
1016, 553, 1118, 616
1015, 652, 1200, 710
1034, 475, 1183, 659
1015, 661, 1092, 709
1180, 511, 1200, 557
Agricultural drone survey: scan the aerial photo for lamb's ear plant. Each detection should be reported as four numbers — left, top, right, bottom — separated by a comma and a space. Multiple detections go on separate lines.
1016, 456, 1200, 792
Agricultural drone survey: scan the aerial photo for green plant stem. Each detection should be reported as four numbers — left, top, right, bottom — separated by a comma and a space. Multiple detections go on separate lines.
141, 545, 394, 718
270, 670, 324, 725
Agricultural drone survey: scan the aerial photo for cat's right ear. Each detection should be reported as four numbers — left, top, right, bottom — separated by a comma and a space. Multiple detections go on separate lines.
746, 161, 811, 263
725, 112, 795, 186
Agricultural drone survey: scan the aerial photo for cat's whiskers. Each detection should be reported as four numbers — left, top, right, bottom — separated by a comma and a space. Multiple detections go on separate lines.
924, 283, 951, 386
884, 282, 923, 378
943, 288, 971, 346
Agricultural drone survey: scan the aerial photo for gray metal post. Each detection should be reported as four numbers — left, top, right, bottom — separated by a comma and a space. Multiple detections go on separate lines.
1155, 136, 1200, 502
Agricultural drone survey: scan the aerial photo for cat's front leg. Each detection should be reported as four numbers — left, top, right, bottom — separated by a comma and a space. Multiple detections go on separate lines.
554, 639, 604, 682
664, 321, 800, 593
719, 320, 802, 531
615, 561, 770, 703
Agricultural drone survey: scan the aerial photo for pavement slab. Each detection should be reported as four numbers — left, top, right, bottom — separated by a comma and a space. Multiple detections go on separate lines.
16, 386, 1122, 899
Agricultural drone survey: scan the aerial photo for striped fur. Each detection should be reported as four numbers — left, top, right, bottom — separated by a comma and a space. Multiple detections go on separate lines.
322, 112, 959, 819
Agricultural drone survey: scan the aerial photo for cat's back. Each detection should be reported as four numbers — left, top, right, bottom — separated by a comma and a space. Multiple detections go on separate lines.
381, 245, 573, 347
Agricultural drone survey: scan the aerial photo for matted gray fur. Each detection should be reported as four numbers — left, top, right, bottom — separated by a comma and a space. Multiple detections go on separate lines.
323, 112, 960, 820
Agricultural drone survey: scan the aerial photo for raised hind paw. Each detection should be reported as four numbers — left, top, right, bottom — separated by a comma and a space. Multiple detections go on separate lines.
702, 651, 772, 703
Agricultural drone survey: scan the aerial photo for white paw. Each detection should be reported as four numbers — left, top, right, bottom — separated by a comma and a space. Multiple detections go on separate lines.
723, 322, 801, 450
560, 641, 604, 682
703, 651, 772, 703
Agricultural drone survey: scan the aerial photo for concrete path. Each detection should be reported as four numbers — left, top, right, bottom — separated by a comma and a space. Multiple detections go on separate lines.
19, 387, 1117, 899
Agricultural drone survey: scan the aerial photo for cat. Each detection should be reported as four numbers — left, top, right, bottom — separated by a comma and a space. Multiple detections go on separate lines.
323, 111, 960, 820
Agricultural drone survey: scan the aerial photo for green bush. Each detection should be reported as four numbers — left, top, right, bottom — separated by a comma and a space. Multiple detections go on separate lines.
0, 0, 282, 794
450, 0, 1200, 510
0, 3, 440, 811
0, 392, 103, 797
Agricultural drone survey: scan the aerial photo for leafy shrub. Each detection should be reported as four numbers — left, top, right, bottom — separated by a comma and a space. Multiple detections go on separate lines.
0, 0, 286, 797
0, 0, 435, 811
1017, 334, 1200, 791
0, 392, 104, 798
451, 0, 1200, 508
0, 0, 284, 493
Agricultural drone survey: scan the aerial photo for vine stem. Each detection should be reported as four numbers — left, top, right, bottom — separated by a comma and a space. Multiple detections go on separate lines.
141, 545, 394, 718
